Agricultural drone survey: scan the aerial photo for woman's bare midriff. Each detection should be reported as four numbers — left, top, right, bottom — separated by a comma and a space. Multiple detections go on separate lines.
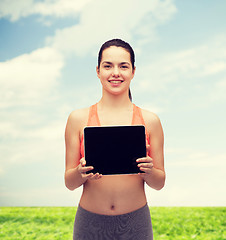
79, 174, 147, 215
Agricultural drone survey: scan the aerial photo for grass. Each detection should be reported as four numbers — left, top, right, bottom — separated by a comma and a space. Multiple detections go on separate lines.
0, 207, 225, 239
150, 207, 225, 240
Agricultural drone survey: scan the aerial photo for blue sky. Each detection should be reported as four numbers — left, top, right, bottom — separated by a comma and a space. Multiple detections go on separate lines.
0, 0, 225, 206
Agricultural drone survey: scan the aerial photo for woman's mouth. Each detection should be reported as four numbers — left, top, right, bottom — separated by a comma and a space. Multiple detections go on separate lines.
108, 80, 124, 87
109, 80, 123, 83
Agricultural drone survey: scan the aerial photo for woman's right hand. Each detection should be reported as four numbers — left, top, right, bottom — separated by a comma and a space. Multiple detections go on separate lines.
78, 158, 102, 181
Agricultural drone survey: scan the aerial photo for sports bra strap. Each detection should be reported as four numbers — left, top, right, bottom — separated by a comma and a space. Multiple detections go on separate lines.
87, 103, 101, 126
132, 104, 146, 126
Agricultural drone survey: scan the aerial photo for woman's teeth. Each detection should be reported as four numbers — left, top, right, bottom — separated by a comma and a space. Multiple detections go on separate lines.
109, 80, 123, 83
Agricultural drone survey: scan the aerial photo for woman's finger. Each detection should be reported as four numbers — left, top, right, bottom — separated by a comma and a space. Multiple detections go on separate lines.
136, 157, 153, 163
138, 163, 153, 168
89, 173, 103, 180
139, 166, 152, 174
80, 158, 86, 167
78, 166, 93, 174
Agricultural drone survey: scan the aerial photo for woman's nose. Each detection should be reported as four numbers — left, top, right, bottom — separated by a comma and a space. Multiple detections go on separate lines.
112, 67, 120, 77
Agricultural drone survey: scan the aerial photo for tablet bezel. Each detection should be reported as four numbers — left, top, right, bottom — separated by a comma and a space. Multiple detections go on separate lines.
84, 125, 146, 175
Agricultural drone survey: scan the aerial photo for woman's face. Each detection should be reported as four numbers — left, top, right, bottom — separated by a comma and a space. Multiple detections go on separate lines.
97, 46, 135, 97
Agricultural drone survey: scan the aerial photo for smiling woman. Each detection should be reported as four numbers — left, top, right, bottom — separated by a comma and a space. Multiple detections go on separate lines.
97, 39, 135, 101
64, 39, 165, 239
97, 45, 135, 100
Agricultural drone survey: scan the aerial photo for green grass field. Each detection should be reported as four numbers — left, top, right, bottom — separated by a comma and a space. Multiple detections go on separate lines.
0, 207, 225, 240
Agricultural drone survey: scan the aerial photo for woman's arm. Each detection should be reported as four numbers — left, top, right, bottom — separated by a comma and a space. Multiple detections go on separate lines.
137, 111, 165, 190
64, 111, 101, 191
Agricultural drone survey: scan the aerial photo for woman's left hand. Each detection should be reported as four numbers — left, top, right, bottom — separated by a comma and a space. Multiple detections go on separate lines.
137, 143, 153, 176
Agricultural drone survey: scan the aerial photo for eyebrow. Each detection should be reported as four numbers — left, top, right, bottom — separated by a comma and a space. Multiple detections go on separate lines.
120, 62, 130, 65
102, 61, 112, 65
102, 61, 130, 65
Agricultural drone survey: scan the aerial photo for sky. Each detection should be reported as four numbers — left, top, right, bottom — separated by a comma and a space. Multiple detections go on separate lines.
0, 0, 225, 207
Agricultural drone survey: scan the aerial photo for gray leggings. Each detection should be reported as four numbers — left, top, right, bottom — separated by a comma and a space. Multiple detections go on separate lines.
73, 204, 153, 240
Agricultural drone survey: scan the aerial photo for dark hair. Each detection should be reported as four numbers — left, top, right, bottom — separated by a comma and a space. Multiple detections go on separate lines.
98, 39, 135, 101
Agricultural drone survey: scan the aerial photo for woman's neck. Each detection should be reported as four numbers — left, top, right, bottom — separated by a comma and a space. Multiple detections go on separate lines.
98, 91, 132, 110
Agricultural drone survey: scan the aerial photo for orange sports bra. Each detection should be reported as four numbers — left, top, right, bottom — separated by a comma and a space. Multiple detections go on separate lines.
80, 103, 150, 158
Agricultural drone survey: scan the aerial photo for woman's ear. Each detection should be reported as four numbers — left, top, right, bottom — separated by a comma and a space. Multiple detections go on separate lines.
96, 66, 100, 79
132, 66, 136, 78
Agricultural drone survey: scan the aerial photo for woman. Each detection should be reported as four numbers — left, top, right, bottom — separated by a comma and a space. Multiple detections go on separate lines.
65, 39, 165, 239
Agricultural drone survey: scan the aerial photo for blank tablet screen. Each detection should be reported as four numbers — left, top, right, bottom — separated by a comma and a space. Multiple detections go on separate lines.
84, 125, 146, 175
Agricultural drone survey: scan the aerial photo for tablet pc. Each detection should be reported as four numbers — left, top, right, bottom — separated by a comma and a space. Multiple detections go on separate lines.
84, 125, 146, 175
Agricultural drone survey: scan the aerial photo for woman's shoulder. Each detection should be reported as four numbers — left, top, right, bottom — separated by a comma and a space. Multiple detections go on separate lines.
67, 106, 90, 128
69, 107, 89, 119
139, 106, 160, 121
139, 107, 162, 130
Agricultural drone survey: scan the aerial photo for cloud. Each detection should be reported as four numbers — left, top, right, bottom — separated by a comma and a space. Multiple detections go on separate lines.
0, 0, 177, 57
0, 47, 64, 108
137, 103, 164, 114
145, 147, 226, 206
46, 0, 177, 56
0, 185, 83, 206
166, 148, 226, 167
146, 183, 226, 206
0, 0, 32, 21
0, 0, 93, 21
0, 167, 3, 176
0, 115, 65, 178
135, 34, 226, 94
210, 78, 226, 102
33, 0, 93, 17
0, 46, 65, 176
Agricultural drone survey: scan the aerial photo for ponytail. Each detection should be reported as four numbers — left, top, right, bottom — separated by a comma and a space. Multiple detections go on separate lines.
129, 88, 132, 102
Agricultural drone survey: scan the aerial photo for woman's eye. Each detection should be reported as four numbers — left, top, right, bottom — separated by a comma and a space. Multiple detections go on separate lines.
121, 65, 128, 69
104, 65, 111, 69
